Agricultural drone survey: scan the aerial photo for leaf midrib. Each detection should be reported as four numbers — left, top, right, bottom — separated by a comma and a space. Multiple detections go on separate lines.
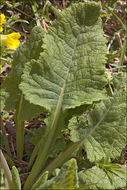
24, 19, 83, 190
44, 25, 82, 147
37, 25, 81, 166
37, 26, 82, 157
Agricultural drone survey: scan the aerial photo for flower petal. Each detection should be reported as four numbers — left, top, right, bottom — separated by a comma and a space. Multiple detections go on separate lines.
0, 26, 3, 32
0, 14, 5, 25
6, 32, 21, 50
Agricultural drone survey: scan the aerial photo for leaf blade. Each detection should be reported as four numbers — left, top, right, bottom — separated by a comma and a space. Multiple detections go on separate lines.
20, 2, 108, 112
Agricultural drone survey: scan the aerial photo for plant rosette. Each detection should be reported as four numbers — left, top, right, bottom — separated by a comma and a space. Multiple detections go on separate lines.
0, 2, 126, 190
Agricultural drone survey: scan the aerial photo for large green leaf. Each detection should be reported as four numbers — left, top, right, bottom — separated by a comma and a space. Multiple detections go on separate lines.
20, 2, 107, 112
68, 84, 126, 162
36, 158, 79, 190
21, 3, 109, 188
79, 165, 126, 189
0, 26, 45, 121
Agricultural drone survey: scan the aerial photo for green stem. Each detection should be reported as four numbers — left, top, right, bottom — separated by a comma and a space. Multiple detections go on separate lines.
16, 121, 24, 159
23, 83, 65, 190
0, 116, 12, 158
15, 94, 24, 159
119, 35, 127, 67
0, 150, 14, 189
23, 111, 62, 189
28, 140, 41, 170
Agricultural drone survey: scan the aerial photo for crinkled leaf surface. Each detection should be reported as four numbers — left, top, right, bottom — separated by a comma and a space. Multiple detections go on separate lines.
20, 2, 107, 112
79, 165, 126, 189
69, 86, 126, 162
37, 158, 79, 190
0, 26, 45, 121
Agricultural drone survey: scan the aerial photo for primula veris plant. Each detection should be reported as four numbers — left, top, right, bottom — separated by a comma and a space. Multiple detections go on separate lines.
0, 2, 126, 190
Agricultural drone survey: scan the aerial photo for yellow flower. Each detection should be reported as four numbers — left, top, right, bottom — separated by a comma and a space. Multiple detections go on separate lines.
0, 14, 5, 32
0, 65, 2, 71
0, 26, 3, 32
0, 14, 5, 25
0, 32, 21, 50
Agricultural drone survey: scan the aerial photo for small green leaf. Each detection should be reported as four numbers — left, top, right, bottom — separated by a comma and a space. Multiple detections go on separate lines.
11, 166, 21, 190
